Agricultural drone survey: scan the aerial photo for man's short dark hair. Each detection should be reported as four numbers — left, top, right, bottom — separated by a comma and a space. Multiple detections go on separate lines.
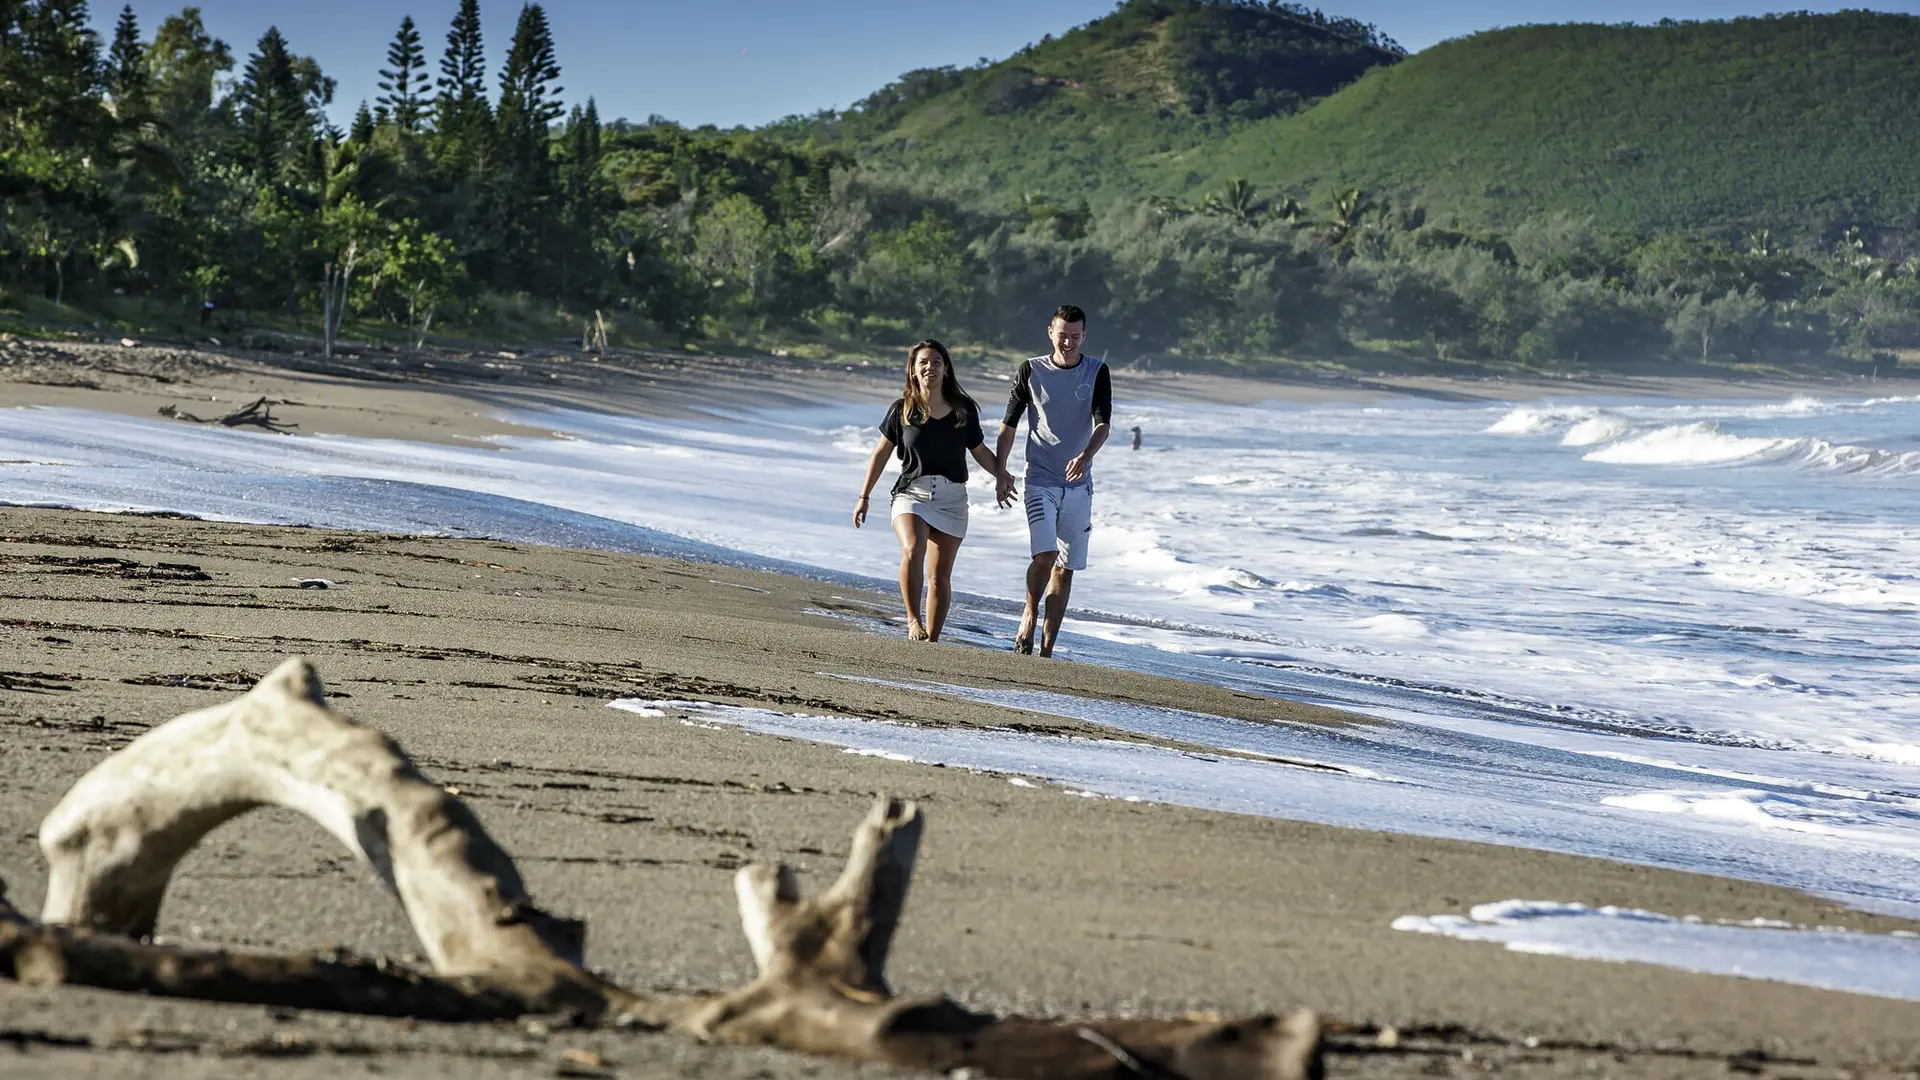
1052, 304, 1086, 327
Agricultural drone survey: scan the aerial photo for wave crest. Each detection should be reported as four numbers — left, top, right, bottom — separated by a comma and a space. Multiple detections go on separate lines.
1584, 422, 1920, 476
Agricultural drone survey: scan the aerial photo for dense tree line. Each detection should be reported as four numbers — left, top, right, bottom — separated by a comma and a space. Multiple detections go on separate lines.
0, 0, 1914, 370
1164, 0, 1404, 120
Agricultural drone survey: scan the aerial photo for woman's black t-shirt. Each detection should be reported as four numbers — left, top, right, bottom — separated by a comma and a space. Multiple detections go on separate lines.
880, 398, 985, 495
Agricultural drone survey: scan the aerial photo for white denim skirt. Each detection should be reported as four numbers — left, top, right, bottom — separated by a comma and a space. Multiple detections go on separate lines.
889, 475, 970, 538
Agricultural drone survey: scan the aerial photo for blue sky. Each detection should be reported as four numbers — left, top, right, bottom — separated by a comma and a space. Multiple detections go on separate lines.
92, 0, 1920, 129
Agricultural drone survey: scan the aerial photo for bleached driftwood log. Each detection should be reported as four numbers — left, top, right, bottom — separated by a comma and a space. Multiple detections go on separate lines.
34, 657, 640, 1020
7, 658, 1319, 1079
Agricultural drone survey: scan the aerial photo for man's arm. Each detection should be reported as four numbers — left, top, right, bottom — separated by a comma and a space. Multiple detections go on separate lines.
1064, 365, 1112, 483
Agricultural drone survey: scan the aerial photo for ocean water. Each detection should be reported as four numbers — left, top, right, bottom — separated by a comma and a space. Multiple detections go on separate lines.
5, 390, 1920, 926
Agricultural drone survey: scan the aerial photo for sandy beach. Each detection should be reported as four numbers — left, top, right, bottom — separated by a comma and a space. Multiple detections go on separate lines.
5, 341, 1920, 1078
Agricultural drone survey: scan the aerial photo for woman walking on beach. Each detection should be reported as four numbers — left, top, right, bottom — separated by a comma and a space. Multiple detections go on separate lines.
855, 340, 1013, 642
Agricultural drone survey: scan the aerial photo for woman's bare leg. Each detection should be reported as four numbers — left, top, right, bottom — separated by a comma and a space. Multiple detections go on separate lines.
892, 513, 930, 639
923, 527, 963, 642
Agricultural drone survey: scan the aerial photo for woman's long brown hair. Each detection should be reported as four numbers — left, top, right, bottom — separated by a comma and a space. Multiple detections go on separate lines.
901, 338, 977, 427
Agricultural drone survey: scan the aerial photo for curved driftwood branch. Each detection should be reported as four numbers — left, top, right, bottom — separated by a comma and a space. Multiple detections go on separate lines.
35, 657, 644, 1020
10, 660, 1320, 1078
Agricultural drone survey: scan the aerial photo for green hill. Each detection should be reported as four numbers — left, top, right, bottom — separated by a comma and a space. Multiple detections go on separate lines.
1202, 12, 1920, 232
775, 4, 1920, 236
767, 0, 1401, 207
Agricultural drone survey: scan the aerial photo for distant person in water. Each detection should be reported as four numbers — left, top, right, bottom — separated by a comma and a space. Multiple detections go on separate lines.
855, 339, 1015, 642
994, 304, 1113, 657
1130, 425, 1142, 450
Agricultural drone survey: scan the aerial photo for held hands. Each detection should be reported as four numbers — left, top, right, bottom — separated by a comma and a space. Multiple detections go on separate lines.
994, 470, 1018, 508
853, 495, 869, 528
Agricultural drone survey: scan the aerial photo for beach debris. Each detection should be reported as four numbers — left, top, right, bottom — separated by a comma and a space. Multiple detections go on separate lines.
4, 658, 1321, 1080
557, 1047, 608, 1076
157, 395, 297, 434
292, 578, 335, 589
119, 338, 139, 348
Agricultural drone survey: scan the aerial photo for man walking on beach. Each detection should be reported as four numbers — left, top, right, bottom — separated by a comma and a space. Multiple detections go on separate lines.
995, 304, 1112, 657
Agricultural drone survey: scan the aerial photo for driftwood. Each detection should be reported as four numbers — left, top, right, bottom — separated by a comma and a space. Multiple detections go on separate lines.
7, 659, 1319, 1079
158, 395, 297, 433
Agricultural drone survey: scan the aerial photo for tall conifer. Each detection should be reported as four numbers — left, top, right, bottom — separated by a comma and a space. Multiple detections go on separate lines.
350, 100, 375, 144
435, 0, 488, 134
105, 4, 147, 110
496, 3, 562, 142
234, 27, 311, 181
377, 15, 425, 134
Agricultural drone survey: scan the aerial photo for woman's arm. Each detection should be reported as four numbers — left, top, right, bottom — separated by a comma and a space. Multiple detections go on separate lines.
854, 437, 893, 528
969, 443, 1015, 507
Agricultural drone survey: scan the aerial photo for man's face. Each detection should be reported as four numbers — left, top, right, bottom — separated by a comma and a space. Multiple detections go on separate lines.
1048, 318, 1086, 359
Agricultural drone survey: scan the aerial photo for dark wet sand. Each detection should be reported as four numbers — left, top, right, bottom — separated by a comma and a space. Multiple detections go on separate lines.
3, 506, 1918, 1079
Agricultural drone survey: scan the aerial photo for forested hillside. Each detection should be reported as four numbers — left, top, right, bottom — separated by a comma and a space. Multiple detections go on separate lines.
768, 0, 1403, 209
1203, 12, 1920, 233
0, 0, 1915, 374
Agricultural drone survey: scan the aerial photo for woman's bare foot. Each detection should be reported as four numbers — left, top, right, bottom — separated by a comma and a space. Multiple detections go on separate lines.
907, 623, 930, 641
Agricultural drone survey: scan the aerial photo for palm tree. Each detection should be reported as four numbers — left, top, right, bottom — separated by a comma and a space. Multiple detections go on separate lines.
1200, 177, 1262, 226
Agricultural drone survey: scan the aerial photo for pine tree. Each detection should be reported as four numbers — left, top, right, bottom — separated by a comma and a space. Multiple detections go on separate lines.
496, 3, 563, 143
434, 0, 488, 135
234, 27, 312, 182
16, 0, 106, 140
350, 100, 375, 144
105, 4, 147, 111
558, 97, 606, 301
494, 3, 564, 290
376, 15, 426, 134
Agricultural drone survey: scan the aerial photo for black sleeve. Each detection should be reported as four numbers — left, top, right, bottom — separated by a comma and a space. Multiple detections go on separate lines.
962, 404, 985, 450
879, 399, 904, 445
1091, 364, 1112, 427
1001, 360, 1032, 428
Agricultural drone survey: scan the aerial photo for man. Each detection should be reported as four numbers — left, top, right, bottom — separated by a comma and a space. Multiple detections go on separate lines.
995, 304, 1112, 657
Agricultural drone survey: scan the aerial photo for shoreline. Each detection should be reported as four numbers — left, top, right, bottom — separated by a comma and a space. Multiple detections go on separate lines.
6, 335, 1918, 446
5, 506, 1920, 1078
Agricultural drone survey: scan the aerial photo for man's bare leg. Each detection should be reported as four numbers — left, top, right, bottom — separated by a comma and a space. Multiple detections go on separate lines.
1039, 565, 1074, 658
1015, 551, 1056, 654
892, 513, 930, 640
923, 528, 962, 642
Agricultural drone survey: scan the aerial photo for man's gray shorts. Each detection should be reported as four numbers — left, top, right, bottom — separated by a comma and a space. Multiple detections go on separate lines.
1024, 484, 1092, 571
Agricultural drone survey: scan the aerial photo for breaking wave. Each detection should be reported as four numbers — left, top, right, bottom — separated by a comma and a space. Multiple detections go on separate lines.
1585, 422, 1920, 476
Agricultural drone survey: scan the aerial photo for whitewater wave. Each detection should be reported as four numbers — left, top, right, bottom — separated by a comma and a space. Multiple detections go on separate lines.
1585, 422, 1920, 476
1485, 405, 1602, 435
1562, 414, 1632, 447
1584, 422, 1789, 465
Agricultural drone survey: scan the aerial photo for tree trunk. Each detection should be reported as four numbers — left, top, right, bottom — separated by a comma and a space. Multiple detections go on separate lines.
321, 263, 336, 359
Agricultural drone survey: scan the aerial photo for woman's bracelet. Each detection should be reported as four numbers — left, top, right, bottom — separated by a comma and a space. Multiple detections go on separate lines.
856, 495, 869, 502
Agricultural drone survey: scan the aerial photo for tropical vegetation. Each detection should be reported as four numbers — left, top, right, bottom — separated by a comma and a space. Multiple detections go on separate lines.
0, 0, 1915, 373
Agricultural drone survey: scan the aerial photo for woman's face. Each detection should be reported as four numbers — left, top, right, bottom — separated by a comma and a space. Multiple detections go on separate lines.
911, 348, 946, 389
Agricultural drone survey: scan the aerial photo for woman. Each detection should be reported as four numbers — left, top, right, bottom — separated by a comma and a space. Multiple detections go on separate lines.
854, 339, 1012, 642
